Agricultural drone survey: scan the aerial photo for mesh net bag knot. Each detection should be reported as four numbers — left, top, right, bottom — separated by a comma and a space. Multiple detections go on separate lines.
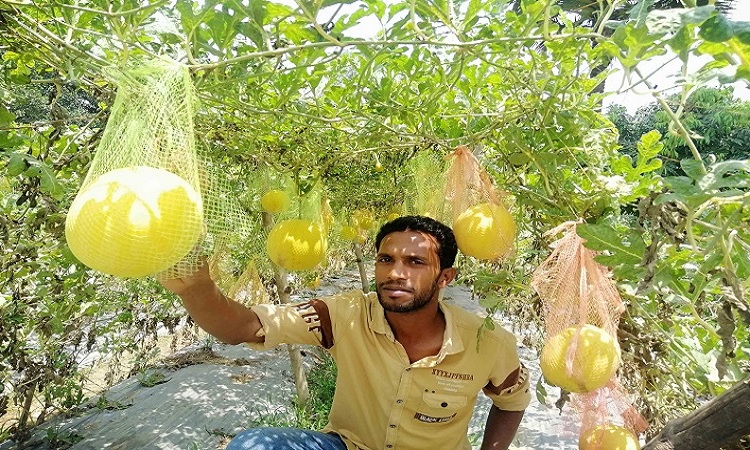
443, 145, 500, 218
439, 145, 516, 261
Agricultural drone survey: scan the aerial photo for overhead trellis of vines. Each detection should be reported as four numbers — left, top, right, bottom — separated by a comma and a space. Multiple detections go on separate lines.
3, 0, 750, 253
3, 0, 750, 441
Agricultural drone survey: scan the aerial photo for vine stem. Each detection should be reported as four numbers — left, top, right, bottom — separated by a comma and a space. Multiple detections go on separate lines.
7, 10, 109, 68
293, 0, 342, 45
410, 0, 431, 41
189, 32, 604, 71
48, 0, 170, 17
685, 191, 750, 252
634, 67, 706, 174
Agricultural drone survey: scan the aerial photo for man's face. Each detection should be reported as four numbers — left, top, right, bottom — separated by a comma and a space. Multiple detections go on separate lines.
374, 230, 454, 313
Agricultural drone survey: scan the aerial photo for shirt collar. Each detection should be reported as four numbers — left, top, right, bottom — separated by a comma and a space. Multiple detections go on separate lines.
368, 292, 465, 360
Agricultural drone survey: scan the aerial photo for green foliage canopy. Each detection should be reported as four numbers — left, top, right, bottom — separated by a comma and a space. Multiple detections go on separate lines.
1, 0, 750, 444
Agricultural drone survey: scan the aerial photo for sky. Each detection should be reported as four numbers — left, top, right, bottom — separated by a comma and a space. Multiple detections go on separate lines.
603, 6, 750, 112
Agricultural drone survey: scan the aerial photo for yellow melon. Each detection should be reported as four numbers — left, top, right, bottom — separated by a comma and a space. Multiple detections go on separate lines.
340, 225, 358, 241
65, 166, 203, 278
387, 213, 400, 222
540, 324, 620, 393
352, 209, 375, 230
266, 219, 327, 271
452, 202, 515, 260
579, 424, 640, 450
260, 189, 290, 214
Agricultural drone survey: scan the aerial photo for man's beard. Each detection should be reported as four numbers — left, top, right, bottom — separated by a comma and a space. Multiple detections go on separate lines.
377, 277, 441, 313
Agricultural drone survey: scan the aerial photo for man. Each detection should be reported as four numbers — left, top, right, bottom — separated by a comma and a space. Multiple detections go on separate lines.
161, 215, 530, 450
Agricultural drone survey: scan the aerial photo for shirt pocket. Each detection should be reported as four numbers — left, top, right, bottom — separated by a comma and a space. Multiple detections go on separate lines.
414, 392, 468, 424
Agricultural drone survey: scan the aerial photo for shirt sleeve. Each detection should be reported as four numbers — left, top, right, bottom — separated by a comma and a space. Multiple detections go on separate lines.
245, 291, 361, 350
246, 300, 330, 350
483, 363, 531, 411
482, 330, 532, 411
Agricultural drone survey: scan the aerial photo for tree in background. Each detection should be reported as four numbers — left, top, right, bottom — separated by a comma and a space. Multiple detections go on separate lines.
608, 87, 750, 175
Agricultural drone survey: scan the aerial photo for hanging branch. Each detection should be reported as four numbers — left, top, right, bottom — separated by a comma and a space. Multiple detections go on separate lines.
6, 9, 109, 68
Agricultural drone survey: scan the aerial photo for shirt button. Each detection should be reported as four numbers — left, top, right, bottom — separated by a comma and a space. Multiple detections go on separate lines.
396, 399, 403, 404
387, 445, 393, 448
405, 368, 411, 371
389, 424, 396, 428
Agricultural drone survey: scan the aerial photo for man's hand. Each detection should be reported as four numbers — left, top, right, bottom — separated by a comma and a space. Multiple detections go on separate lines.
157, 260, 263, 345
158, 261, 213, 297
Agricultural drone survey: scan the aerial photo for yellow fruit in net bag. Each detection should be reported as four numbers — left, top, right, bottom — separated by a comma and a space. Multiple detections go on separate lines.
353, 209, 375, 230
540, 324, 620, 393
266, 219, 327, 271
340, 226, 358, 241
260, 189, 290, 214
65, 166, 203, 278
579, 424, 640, 450
452, 202, 515, 260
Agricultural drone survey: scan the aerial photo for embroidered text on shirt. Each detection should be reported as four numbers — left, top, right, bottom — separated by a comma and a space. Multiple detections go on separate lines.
293, 302, 323, 336
432, 368, 474, 381
414, 412, 457, 423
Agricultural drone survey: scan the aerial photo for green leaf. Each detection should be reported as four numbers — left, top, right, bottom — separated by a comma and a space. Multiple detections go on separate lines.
6, 153, 27, 176
612, 22, 668, 69
668, 25, 692, 55
577, 223, 646, 266
734, 22, 750, 45
681, 158, 706, 180
0, 105, 15, 127
699, 14, 734, 43
0, 131, 27, 150
678, 6, 714, 26
1, 51, 20, 62
175, 0, 195, 28
638, 130, 663, 159
629, 0, 654, 26
711, 160, 750, 178
662, 176, 698, 196
38, 167, 64, 200
462, 0, 483, 32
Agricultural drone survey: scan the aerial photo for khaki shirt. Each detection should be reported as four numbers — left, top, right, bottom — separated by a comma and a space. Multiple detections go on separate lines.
249, 290, 530, 450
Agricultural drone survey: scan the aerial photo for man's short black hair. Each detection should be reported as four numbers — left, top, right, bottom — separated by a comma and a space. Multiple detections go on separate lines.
374, 215, 458, 269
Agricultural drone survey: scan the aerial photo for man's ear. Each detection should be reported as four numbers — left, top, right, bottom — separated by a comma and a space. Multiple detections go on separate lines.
438, 268, 457, 288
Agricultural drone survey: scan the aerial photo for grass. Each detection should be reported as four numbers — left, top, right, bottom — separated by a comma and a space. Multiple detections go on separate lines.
249, 350, 337, 431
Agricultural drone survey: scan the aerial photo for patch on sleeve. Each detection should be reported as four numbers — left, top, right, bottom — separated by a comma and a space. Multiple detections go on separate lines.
502, 364, 529, 395
293, 299, 334, 348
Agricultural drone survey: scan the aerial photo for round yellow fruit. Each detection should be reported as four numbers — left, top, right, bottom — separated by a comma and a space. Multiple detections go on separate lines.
353, 209, 375, 230
387, 213, 401, 222
540, 324, 621, 393
579, 424, 640, 450
260, 189, 290, 214
65, 166, 203, 278
340, 225, 358, 241
453, 202, 516, 260
266, 219, 327, 271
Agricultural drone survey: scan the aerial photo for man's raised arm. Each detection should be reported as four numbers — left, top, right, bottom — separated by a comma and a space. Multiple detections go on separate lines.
159, 263, 263, 345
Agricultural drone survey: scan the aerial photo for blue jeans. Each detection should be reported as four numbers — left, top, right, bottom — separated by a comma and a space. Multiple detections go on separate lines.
226, 427, 348, 450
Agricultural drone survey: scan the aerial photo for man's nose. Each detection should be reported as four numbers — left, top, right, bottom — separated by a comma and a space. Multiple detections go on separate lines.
388, 261, 407, 279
